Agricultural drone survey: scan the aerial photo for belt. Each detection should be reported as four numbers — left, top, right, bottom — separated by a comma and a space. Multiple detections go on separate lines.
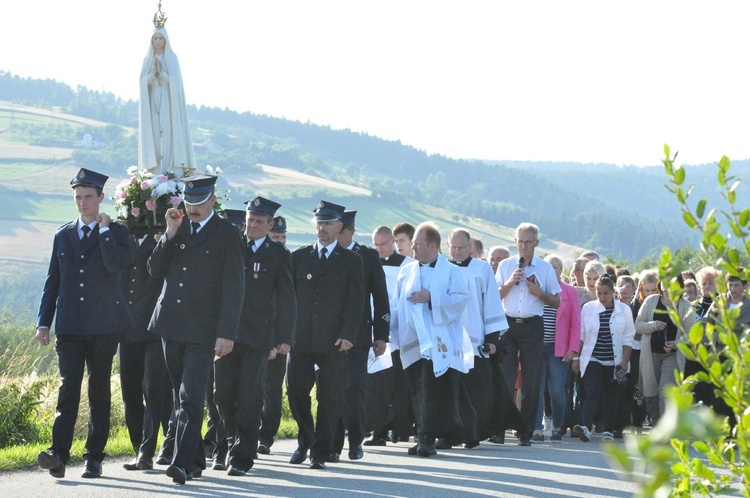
506, 315, 541, 324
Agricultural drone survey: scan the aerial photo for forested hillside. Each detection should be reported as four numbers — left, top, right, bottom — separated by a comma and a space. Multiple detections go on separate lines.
0, 70, 711, 260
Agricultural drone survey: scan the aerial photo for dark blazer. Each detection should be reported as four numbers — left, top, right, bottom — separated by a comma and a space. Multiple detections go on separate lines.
37, 220, 133, 335
238, 235, 297, 350
291, 242, 364, 354
148, 214, 245, 347
119, 234, 163, 343
350, 242, 390, 346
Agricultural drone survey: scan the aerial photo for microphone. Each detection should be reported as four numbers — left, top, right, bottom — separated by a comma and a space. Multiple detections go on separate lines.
515, 256, 525, 285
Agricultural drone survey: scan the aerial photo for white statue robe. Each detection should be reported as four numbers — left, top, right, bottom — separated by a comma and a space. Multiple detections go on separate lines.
455, 258, 509, 355
390, 254, 472, 377
138, 27, 195, 174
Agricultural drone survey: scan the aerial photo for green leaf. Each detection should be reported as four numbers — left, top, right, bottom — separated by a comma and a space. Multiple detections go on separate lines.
689, 322, 704, 346
696, 199, 707, 219
674, 166, 686, 185
682, 212, 697, 228
739, 208, 749, 227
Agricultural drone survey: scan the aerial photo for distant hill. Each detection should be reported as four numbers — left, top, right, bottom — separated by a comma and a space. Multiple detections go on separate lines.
1, 70, 723, 264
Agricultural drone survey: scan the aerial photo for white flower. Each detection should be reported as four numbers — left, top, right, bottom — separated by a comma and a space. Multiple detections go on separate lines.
215, 167, 223, 175
119, 206, 129, 219
127, 165, 138, 176
205, 165, 214, 174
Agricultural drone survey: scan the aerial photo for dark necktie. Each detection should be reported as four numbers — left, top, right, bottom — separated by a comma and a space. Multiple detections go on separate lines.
81, 225, 91, 240
320, 247, 328, 260
191, 222, 200, 236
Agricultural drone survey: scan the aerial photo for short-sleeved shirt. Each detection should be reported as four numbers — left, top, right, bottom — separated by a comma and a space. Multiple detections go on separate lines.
496, 254, 562, 318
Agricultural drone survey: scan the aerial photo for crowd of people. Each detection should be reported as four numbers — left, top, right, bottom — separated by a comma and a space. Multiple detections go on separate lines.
34, 168, 749, 484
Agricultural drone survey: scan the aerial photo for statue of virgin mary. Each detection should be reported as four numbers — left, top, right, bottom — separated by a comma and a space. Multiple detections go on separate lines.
138, 15, 195, 175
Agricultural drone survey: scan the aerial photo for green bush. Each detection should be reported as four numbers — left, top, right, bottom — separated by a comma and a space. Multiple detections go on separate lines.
607, 146, 750, 497
0, 378, 53, 448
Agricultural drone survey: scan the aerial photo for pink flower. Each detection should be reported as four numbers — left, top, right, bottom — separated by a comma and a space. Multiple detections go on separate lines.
145, 199, 155, 211
141, 180, 151, 190
159, 175, 168, 183
130, 176, 137, 185
116, 190, 127, 200
132, 207, 141, 217
171, 196, 181, 206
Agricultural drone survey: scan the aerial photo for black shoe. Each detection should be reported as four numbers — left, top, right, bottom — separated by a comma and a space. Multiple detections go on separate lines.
464, 440, 480, 449
137, 455, 154, 470
310, 459, 326, 470
407, 444, 418, 455
257, 443, 271, 455
518, 439, 532, 447
166, 464, 189, 484
123, 458, 140, 471
81, 460, 102, 478
155, 454, 171, 465
290, 446, 308, 464
325, 452, 340, 463
613, 429, 624, 439
38, 451, 65, 478
417, 441, 437, 457
363, 436, 387, 446
191, 466, 203, 479
435, 438, 452, 450
487, 433, 505, 444
348, 444, 363, 460
227, 466, 248, 476
212, 458, 227, 471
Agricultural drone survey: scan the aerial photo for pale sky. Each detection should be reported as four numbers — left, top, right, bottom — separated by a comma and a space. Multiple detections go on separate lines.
2, 0, 749, 166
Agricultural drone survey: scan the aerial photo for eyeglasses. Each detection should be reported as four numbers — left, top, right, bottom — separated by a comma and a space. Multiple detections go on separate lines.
373, 237, 393, 248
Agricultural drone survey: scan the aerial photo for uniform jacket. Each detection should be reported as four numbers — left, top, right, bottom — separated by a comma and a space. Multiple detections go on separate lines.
238, 235, 297, 350
350, 242, 390, 346
37, 220, 133, 335
291, 242, 364, 354
119, 234, 163, 343
148, 215, 245, 346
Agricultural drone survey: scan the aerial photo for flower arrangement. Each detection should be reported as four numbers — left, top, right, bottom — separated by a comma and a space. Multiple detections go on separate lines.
113, 166, 183, 228
113, 165, 231, 230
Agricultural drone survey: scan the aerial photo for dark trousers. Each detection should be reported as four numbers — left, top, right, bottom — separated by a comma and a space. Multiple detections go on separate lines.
163, 338, 214, 470
405, 359, 463, 443
581, 361, 627, 432
214, 344, 268, 470
287, 351, 346, 460
625, 349, 647, 428
119, 339, 171, 458
259, 353, 287, 447
460, 356, 494, 442
51, 333, 118, 464
333, 346, 369, 452
204, 367, 227, 462
369, 351, 414, 440
498, 318, 544, 441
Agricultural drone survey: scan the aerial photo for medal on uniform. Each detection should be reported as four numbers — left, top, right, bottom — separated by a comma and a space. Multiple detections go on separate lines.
307, 273, 312, 280
253, 262, 260, 279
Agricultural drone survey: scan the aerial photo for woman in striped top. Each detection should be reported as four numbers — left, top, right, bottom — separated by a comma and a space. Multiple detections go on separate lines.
572, 274, 635, 442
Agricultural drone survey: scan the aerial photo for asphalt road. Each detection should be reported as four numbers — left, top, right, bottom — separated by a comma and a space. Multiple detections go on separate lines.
0, 433, 637, 497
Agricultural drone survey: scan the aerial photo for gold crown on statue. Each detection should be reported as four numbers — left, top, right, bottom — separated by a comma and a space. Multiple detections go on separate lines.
152, 1, 167, 28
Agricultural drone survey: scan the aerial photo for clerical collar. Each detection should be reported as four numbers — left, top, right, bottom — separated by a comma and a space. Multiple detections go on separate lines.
450, 256, 472, 267
420, 258, 437, 268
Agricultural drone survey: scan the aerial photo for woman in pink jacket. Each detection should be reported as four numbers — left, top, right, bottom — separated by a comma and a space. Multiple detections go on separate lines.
532, 255, 581, 442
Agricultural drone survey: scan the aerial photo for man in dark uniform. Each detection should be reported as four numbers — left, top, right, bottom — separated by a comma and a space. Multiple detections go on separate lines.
36, 168, 133, 479
148, 175, 245, 484
258, 215, 291, 454
287, 200, 364, 470
332, 211, 390, 461
214, 196, 296, 476
120, 233, 172, 471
